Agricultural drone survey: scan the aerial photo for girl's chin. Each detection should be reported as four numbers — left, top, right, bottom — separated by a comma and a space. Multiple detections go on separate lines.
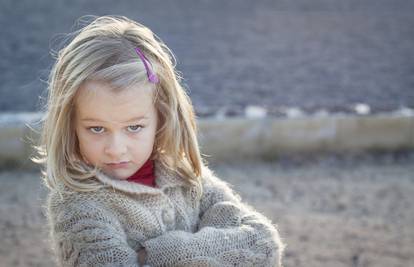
102, 168, 135, 180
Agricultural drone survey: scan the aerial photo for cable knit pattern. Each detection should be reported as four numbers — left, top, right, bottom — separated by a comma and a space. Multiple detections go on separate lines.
45, 161, 285, 267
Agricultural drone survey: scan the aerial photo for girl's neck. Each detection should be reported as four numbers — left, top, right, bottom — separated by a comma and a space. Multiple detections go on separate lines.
126, 159, 156, 187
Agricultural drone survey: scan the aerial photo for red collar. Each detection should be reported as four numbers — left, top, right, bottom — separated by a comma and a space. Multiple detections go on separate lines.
126, 159, 156, 187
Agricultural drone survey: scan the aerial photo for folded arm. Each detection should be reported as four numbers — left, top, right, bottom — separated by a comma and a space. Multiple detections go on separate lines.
48, 195, 141, 267
143, 168, 285, 267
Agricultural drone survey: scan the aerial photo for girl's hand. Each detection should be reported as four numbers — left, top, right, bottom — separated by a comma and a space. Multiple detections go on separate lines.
138, 248, 147, 266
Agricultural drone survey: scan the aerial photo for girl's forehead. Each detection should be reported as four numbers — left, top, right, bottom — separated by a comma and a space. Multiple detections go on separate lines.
77, 80, 153, 98
75, 80, 156, 122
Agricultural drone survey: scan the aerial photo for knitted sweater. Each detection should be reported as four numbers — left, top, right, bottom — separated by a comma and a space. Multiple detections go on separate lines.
46, 161, 285, 267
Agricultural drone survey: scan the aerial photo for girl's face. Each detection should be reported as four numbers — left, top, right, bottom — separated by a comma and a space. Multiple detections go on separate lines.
74, 80, 158, 180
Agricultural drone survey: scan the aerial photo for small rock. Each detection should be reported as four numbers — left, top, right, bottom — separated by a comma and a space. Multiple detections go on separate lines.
353, 103, 371, 115
244, 105, 267, 119
284, 107, 305, 118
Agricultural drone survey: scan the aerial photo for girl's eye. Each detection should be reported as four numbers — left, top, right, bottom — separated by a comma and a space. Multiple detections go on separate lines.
89, 127, 104, 134
127, 125, 143, 133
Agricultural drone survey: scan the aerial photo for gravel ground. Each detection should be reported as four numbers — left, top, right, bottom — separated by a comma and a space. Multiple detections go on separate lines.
0, 152, 413, 267
0, 0, 413, 116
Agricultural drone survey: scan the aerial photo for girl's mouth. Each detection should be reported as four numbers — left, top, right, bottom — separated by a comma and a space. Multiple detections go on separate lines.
106, 161, 130, 169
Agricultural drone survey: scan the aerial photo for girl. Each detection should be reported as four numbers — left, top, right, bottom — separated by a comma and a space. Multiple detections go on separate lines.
35, 15, 285, 267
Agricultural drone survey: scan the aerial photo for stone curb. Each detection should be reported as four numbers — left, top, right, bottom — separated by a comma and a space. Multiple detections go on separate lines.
0, 112, 413, 169
198, 114, 414, 161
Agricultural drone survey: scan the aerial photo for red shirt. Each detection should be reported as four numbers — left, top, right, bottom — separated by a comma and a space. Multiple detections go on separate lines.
126, 159, 156, 187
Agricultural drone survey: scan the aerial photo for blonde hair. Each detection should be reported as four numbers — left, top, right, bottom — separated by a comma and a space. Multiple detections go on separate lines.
33, 15, 205, 194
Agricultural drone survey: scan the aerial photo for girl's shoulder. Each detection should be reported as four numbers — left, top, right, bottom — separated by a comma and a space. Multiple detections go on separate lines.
45, 185, 127, 229
200, 165, 233, 191
46, 183, 114, 214
199, 165, 241, 202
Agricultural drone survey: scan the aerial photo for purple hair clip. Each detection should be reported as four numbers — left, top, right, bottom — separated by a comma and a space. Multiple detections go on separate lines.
135, 47, 159, 84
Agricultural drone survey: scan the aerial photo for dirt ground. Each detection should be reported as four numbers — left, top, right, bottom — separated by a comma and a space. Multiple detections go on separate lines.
0, 152, 413, 267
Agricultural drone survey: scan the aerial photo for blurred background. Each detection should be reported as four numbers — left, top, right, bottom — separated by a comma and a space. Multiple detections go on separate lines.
1, 0, 414, 116
0, 0, 413, 266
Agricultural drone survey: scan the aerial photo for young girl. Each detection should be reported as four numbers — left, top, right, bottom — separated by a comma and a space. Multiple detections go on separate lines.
36, 15, 285, 267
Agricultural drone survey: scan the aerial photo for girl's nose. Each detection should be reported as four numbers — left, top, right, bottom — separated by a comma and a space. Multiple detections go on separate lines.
104, 134, 128, 158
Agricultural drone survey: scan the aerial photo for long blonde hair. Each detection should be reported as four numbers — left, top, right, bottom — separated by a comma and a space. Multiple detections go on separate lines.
33, 15, 205, 194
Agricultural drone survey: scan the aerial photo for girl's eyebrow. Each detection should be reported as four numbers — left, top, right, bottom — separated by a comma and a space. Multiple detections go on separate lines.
81, 116, 149, 123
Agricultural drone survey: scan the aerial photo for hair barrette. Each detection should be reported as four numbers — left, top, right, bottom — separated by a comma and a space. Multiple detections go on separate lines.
135, 47, 159, 84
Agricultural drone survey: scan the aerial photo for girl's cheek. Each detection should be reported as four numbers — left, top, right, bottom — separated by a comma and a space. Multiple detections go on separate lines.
80, 134, 103, 151
89, 138, 106, 151
82, 141, 104, 164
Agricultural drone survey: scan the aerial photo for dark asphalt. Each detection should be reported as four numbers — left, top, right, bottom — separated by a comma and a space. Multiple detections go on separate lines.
1, 0, 413, 117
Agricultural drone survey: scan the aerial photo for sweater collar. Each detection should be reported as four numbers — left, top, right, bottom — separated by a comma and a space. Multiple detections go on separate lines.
94, 160, 189, 195
126, 159, 156, 187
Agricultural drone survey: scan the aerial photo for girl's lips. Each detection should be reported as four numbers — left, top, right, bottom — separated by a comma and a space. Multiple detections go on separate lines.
106, 161, 130, 169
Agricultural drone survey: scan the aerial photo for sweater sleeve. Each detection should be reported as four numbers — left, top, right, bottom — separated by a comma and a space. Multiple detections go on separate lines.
47, 192, 142, 267
143, 169, 285, 267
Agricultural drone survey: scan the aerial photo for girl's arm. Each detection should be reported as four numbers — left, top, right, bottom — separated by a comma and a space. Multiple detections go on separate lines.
47, 193, 143, 267
143, 168, 285, 267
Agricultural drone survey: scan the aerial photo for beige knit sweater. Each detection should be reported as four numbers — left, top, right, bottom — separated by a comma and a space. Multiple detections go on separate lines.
46, 161, 285, 266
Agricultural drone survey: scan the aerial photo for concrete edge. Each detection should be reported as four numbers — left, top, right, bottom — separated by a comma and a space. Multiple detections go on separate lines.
198, 114, 414, 161
0, 112, 413, 169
